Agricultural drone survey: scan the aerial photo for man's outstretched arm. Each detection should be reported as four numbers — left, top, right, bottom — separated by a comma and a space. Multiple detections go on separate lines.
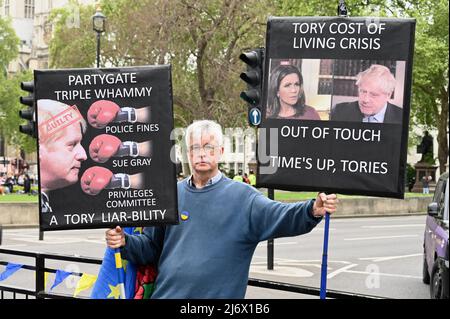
247, 192, 338, 243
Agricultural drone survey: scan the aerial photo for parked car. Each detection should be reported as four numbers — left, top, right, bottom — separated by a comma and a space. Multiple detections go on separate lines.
423, 172, 449, 299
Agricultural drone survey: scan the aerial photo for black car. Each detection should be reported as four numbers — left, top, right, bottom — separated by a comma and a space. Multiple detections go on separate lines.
423, 172, 449, 299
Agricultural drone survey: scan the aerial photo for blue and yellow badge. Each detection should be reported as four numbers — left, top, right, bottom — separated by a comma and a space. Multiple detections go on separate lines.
180, 211, 190, 221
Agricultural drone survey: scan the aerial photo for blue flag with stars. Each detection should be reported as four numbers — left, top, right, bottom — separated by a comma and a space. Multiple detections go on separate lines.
90, 227, 142, 299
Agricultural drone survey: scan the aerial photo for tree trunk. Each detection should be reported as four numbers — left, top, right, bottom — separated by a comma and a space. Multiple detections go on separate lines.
437, 86, 449, 174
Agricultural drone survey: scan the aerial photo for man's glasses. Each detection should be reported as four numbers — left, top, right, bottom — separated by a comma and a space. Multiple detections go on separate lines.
189, 144, 218, 154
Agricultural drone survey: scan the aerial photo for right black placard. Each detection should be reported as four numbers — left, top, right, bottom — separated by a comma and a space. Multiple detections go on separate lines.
257, 17, 416, 198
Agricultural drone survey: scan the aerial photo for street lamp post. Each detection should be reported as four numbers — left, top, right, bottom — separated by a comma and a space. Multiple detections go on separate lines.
92, 5, 106, 68
92, 5, 128, 298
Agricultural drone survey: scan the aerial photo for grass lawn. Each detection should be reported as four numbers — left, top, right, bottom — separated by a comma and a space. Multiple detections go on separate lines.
261, 190, 433, 201
0, 194, 39, 203
0, 190, 432, 203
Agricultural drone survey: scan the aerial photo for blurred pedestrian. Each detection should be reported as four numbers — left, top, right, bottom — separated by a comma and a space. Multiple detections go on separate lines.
422, 175, 431, 194
233, 170, 244, 182
248, 170, 256, 187
243, 173, 250, 184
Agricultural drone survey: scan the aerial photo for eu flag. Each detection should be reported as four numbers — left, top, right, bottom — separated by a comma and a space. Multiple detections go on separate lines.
90, 227, 157, 299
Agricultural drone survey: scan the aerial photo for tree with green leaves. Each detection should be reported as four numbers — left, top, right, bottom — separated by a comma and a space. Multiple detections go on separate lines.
0, 15, 19, 73
410, 0, 448, 173
0, 16, 35, 153
48, 0, 448, 172
49, 0, 273, 128
0, 71, 35, 154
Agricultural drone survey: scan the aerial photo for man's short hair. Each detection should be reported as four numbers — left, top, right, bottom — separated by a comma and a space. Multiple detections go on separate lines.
185, 120, 223, 147
37, 99, 86, 145
355, 64, 396, 95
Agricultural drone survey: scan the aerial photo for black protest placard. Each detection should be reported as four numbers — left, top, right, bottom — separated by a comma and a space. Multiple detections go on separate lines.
257, 17, 415, 198
35, 66, 178, 230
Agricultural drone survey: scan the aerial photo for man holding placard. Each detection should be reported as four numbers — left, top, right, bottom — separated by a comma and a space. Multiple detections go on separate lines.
106, 120, 339, 298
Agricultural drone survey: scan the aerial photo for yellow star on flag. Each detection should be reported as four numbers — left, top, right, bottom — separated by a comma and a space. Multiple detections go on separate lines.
133, 227, 143, 234
107, 284, 121, 299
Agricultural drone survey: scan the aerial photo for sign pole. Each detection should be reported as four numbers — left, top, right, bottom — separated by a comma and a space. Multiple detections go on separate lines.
319, 211, 330, 299
267, 188, 275, 270
319, 0, 349, 300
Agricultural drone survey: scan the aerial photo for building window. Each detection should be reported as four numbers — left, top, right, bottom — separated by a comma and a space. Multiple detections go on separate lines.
237, 137, 244, 153
25, 0, 35, 18
4, 0, 10, 16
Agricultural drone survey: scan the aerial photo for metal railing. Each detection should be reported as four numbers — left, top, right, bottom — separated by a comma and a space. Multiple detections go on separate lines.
0, 248, 102, 299
0, 248, 383, 299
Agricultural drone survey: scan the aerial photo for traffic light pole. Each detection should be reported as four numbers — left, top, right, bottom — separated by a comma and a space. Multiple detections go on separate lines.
239, 48, 264, 127
19, 81, 42, 241
239, 49, 273, 269
19, 81, 36, 138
